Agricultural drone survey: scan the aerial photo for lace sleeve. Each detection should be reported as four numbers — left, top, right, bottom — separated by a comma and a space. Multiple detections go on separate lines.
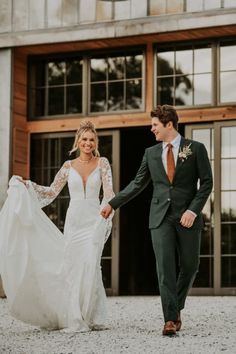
100, 157, 115, 205
30, 161, 70, 208
100, 157, 115, 243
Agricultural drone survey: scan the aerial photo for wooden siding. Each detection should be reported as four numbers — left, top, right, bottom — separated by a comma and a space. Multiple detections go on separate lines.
12, 26, 236, 175
12, 50, 29, 178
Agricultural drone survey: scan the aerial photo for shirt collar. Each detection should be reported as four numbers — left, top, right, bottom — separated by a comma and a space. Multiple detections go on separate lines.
162, 133, 181, 150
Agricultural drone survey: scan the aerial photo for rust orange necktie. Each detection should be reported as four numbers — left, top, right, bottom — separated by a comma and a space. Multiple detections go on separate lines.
167, 143, 175, 183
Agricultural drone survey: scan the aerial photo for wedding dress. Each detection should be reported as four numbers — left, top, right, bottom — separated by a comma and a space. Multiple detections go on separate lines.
0, 157, 114, 331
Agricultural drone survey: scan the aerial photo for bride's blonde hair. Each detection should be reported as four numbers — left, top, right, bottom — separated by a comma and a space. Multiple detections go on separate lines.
69, 120, 100, 156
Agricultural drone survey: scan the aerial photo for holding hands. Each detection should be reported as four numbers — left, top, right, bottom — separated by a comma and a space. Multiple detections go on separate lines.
101, 204, 113, 219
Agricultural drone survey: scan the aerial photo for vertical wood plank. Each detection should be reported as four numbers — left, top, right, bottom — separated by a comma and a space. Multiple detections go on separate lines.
185, 0, 203, 12
130, 0, 147, 19
12, 49, 29, 179
114, 0, 130, 20
146, 43, 154, 113
0, 0, 12, 33
29, 0, 46, 30
46, 0, 62, 28
79, 0, 96, 23
96, 0, 112, 21
12, 0, 29, 31
167, 0, 184, 14
62, 0, 78, 26
149, 0, 166, 15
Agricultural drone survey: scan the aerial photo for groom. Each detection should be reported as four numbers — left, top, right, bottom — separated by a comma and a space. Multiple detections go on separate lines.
101, 105, 213, 335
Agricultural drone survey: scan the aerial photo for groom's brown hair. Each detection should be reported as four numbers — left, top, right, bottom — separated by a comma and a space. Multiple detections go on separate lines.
151, 105, 178, 130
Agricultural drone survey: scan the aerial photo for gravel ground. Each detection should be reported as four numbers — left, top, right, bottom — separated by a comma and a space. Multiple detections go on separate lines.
0, 296, 236, 354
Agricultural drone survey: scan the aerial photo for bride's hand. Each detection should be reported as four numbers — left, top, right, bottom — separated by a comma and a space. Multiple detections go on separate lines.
101, 204, 113, 219
16, 177, 27, 185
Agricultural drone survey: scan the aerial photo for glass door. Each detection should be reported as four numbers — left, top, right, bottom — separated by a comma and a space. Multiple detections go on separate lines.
186, 122, 236, 295
30, 129, 120, 295
185, 125, 214, 294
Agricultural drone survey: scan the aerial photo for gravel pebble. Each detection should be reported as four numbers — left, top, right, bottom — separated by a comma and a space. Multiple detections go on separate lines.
0, 296, 236, 354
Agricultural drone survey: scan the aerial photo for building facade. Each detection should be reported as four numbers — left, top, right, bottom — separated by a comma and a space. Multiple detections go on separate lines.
1, 0, 236, 296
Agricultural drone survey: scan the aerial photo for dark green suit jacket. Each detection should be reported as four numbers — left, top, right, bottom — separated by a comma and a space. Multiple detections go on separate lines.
109, 137, 213, 229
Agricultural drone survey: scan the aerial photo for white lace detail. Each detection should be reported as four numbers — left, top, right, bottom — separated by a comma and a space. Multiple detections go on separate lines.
31, 161, 70, 208
0, 158, 115, 331
100, 157, 115, 204
99, 157, 115, 242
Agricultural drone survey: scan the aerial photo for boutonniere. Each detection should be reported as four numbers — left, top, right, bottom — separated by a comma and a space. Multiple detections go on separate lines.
178, 143, 192, 162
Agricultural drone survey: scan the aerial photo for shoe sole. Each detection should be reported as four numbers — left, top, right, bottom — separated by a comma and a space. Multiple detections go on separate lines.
162, 330, 176, 336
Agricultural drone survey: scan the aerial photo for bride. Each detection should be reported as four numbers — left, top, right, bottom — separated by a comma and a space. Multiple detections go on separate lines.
0, 121, 115, 332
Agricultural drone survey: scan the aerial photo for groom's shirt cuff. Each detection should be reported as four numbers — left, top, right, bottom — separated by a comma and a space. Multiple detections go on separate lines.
187, 209, 197, 218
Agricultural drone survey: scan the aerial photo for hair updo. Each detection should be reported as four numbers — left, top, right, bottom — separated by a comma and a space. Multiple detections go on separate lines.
69, 120, 100, 156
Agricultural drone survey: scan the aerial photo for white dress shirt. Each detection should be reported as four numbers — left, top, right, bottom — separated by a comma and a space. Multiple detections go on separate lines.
162, 134, 181, 172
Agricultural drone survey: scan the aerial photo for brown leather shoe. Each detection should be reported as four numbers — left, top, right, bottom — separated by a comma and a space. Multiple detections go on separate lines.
175, 312, 182, 331
162, 321, 176, 336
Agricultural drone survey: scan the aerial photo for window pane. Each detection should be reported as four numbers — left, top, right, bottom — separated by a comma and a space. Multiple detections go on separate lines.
176, 50, 193, 75
66, 85, 82, 114
175, 75, 193, 105
30, 139, 43, 168
221, 257, 236, 287
194, 73, 212, 105
101, 259, 111, 288
157, 77, 174, 105
90, 83, 106, 112
66, 59, 83, 84
48, 61, 65, 86
102, 235, 112, 258
33, 88, 45, 117
194, 48, 211, 73
221, 159, 236, 190
201, 224, 214, 255
202, 198, 212, 223
50, 139, 59, 166
221, 45, 236, 71
57, 197, 70, 231
126, 54, 142, 78
221, 224, 236, 254
220, 72, 236, 103
90, 58, 107, 82
34, 62, 46, 87
192, 128, 212, 156
126, 79, 142, 109
108, 57, 124, 80
157, 52, 174, 76
221, 127, 236, 158
193, 257, 213, 287
48, 87, 64, 115
221, 192, 236, 222
108, 81, 124, 111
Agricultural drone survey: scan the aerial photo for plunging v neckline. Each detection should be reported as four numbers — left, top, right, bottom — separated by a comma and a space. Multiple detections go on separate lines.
70, 160, 100, 190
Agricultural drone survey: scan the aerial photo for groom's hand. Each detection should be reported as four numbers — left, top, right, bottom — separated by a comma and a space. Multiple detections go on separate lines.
101, 204, 113, 219
180, 210, 196, 228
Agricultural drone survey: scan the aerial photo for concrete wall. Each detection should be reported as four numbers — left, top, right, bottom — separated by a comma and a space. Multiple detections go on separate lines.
0, 49, 11, 297
0, 0, 235, 34
0, 49, 11, 209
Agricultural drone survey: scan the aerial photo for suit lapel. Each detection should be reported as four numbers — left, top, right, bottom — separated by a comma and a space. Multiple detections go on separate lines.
173, 137, 190, 181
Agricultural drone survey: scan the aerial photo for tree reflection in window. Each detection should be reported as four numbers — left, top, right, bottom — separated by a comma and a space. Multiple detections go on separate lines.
90, 52, 143, 113
156, 45, 212, 106
30, 58, 83, 118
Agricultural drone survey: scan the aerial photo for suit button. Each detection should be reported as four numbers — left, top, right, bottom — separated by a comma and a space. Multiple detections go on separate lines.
167, 198, 171, 202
